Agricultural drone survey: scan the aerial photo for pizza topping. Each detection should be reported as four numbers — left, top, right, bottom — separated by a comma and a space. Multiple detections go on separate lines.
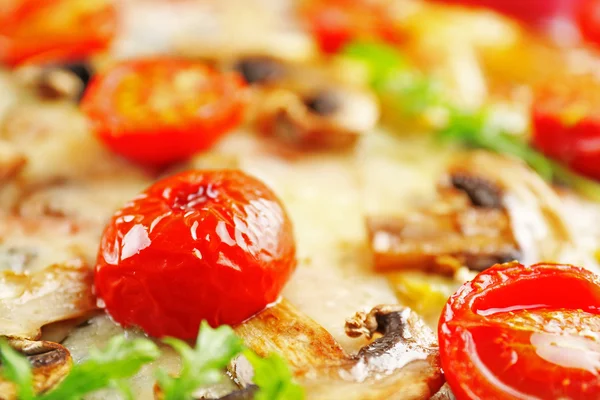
61, 62, 93, 93
234, 56, 286, 86
0, 264, 96, 339
0, 0, 116, 66
432, 0, 578, 25
233, 300, 443, 399
14, 61, 93, 101
14, 65, 84, 101
450, 172, 503, 209
0, 338, 72, 400
346, 305, 439, 374
303, 90, 340, 116
301, 0, 404, 54
0, 335, 160, 400
368, 156, 523, 274
367, 207, 520, 274
532, 80, 600, 182
454, 151, 579, 264
153, 322, 302, 400
439, 262, 600, 399
95, 170, 296, 339
0, 321, 301, 400
386, 271, 462, 328
341, 41, 600, 200
578, 0, 600, 47
255, 86, 378, 150
81, 58, 247, 165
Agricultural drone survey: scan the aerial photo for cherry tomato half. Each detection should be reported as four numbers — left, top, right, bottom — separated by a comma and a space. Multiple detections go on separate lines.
81, 58, 247, 166
578, 0, 600, 47
300, 0, 404, 54
0, 0, 116, 66
95, 170, 297, 339
430, 0, 579, 25
439, 262, 600, 400
532, 86, 600, 181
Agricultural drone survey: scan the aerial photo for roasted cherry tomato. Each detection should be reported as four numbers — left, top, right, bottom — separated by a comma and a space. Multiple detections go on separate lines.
532, 87, 600, 181
439, 262, 600, 400
0, 0, 116, 66
578, 0, 600, 46
431, 0, 579, 25
81, 59, 246, 165
301, 0, 404, 54
95, 170, 297, 339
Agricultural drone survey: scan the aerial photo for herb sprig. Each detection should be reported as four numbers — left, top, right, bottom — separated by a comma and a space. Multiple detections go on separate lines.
0, 323, 303, 400
341, 41, 600, 201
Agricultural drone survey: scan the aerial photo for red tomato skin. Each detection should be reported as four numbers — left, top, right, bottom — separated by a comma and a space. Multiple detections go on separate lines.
302, 0, 404, 54
533, 108, 600, 181
439, 262, 600, 400
578, 0, 600, 46
431, 0, 580, 25
81, 59, 247, 166
0, 0, 116, 66
94, 170, 297, 339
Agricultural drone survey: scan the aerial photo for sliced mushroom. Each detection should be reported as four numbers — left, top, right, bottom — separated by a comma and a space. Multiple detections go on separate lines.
367, 151, 545, 274
14, 64, 87, 101
367, 201, 521, 274
449, 172, 503, 209
0, 338, 72, 399
0, 264, 97, 339
233, 56, 286, 85
254, 86, 379, 151
449, 151, 576, 265
228, 300, 443, 400
61, 62, 94, 95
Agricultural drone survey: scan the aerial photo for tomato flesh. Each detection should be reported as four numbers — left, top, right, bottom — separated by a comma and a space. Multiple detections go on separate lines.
431, 0, 580, 25
81, 59, 246, 165
301, 0, 404, 54
439, 262, 600, 400
532, 88, 600, 181
0, 0, 116, 66
578, 0, 600, 47
94, 170, 297, 339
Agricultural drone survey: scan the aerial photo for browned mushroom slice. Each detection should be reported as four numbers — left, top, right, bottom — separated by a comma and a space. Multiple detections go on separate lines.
0, 338, 72, 399
254, 86, 379, 151
14, 64, 85, 101
449, 172, 503, 209
367, 204, 520, 274
0, 264, 97, 339
448, 151, 575, 265
234, 299, 348, 378
230, 300, 443, 400
232, 56, 286, 85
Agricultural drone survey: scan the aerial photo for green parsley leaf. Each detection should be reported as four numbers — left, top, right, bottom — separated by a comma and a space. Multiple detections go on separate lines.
342, 41, 408, 88
551, 162, 600, 202
1, 323, 304, 400
0, 339, 35, 400
39, 336, 160, 400
438, 109, 555, 181
157, 321, 244, 400
244, 350, 304, 400
342, 41, 441, 117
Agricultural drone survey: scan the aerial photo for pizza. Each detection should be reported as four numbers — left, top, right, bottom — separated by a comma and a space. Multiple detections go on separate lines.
0, 0, 600, 399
